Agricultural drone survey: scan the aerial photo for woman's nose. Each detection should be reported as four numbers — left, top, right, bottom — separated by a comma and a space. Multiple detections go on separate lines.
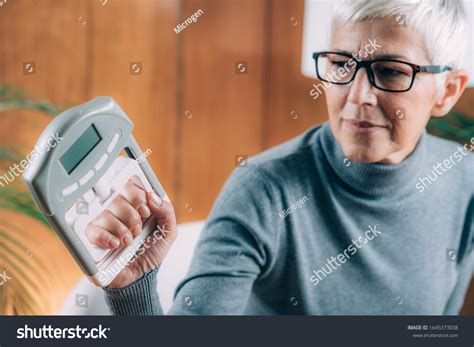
347, 67, 378, 106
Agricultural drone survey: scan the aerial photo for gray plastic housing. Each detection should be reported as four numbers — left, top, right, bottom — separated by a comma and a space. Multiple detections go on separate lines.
23, 96, 166, 278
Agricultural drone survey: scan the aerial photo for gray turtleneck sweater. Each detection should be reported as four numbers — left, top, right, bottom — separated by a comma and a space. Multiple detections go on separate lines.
104, 122, 474, 315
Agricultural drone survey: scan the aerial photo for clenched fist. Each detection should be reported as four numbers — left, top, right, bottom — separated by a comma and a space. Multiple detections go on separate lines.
84, 179, 178, 288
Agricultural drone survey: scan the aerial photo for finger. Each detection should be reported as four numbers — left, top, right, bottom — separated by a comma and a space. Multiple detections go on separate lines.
84, 224, 121, 249
106, 195, 143, 237
91, 210, 134, 246
120, 179, 151, 219
147, 192, 177, 240
130, 175, 145, 190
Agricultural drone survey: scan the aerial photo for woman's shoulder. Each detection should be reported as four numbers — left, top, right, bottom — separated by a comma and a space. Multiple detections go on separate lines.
255, 123, 323, 160
424, 133, 474, 185
212, 124, 325, 212
245, 123, 324, 177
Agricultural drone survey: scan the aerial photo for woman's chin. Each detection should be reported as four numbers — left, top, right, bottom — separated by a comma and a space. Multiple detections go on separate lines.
342, 145, 386, 164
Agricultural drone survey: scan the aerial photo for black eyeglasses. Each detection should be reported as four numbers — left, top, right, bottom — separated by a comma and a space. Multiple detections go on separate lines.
312, 51, 452, 92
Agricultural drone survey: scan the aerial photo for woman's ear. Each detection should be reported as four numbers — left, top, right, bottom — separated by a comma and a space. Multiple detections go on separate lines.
431, 69, 469, 117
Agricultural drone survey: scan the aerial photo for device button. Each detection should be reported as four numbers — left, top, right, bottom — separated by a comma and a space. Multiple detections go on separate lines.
107, 133, 120, 153
79, 170, 94, 186
83, 189, 96, 204
94, 153, 108, 171
94, 179, 112, 201
65, 207, 78, 226
62, 183, 78, 196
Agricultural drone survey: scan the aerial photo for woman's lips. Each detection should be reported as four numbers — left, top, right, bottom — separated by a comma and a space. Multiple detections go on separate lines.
343, 119, 388, 134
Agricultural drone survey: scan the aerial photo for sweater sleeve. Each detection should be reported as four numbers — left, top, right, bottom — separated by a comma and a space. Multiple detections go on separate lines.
103, 266, 163, 315
102, 165, 279, 315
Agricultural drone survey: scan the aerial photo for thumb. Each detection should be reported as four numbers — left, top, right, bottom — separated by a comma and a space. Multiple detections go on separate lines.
146, 192, 177, 233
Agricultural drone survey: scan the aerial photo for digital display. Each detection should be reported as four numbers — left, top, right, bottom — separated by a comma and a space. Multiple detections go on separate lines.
60, 124, 102, 174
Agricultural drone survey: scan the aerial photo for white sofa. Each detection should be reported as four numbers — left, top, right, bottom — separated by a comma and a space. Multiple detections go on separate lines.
61, 220, 205, 315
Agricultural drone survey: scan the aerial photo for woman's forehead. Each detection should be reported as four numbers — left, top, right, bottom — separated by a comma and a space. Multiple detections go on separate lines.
330, 18, 430, 63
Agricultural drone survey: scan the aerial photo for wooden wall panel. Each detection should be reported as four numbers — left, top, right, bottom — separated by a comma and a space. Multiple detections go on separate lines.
0, 0, 89, 152
0, 0, 91, 313
455, 92, 474, 119
89, 0, 178, 202
177, 0, 266, 221
265, 0, 328, 149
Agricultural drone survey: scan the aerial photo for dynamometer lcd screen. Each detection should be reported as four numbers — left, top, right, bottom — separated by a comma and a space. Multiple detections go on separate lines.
60, 124, 102, 174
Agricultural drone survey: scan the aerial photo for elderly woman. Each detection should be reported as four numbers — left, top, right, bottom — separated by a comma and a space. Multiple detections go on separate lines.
90, 0, 473, 314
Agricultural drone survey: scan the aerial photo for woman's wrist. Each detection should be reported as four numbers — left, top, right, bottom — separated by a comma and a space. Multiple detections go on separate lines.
103, 266, 162, 315
106, 265, 159, 289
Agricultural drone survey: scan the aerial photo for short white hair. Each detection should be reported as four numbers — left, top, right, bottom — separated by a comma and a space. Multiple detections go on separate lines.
331, 0, 468, 69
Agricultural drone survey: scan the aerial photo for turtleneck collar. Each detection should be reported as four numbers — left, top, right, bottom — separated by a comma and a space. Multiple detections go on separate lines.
317, 122, 427, 196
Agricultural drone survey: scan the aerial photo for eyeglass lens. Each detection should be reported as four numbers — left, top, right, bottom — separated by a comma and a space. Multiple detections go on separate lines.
316, 53, 414, 91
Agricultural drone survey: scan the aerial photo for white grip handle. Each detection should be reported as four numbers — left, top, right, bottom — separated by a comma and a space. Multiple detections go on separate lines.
93, 157, 153, 218
72, 157, 156, 264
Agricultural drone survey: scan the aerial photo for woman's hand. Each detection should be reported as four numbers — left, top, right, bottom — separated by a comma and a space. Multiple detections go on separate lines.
84, 179, 178, 288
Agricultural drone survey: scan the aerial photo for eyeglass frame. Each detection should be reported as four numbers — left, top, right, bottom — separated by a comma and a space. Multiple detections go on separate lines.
312, 51, 452, 92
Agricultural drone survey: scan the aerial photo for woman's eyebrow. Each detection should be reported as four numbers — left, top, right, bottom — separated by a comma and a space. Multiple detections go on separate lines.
332, 49, 408, 61
374, 54, 408, 60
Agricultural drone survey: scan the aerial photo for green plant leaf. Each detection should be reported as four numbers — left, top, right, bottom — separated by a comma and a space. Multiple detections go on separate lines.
427, 111, 474, 145
0, 147, 23, 163
0, 85, 60, 116
0, 186, 50, 227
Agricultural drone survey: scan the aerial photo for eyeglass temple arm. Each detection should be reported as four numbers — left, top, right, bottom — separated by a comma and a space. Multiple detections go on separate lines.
418, 65, 452, 73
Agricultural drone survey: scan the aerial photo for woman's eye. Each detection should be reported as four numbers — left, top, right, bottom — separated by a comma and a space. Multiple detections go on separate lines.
330, 61, 348, 67
378, 68, 405, 77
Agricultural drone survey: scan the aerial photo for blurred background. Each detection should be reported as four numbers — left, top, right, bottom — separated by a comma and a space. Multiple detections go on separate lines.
0, 0, 473, 315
